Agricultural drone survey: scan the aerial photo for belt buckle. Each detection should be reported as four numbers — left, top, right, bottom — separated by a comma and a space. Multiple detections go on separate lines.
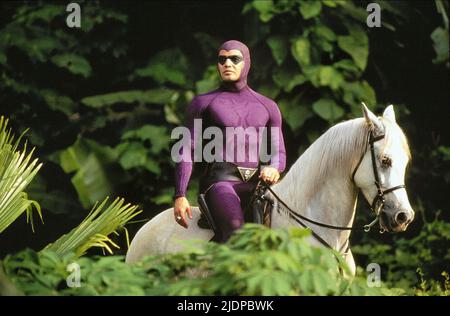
237, 167, 258, 182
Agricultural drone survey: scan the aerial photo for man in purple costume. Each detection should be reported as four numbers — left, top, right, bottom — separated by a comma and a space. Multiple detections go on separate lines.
173, 40, 286, 242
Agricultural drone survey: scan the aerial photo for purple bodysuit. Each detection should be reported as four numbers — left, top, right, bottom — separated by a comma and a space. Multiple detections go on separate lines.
175, 40, 286, 241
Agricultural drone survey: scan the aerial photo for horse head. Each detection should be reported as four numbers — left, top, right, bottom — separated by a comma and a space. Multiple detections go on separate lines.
353, 104, 414, 233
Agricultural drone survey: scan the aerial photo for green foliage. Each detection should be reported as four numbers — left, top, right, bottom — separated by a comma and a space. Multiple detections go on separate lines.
117, 124, 171, 174
0, 0, 448, 296
2, 249, 74, 296
0, 2, 215, 221
44, 196, 141, 257
337, 24, 369, 71
266, 35, 289, 66
244, 0, 379, 136
81, 89, 178, 108
353, 219, 450, 294
0, 115, 142, 258
196, 65, 221, 94
58, 137, 118, 208
299, 1, 322, 20
431, 0, 449, 67
312, 98, 344, 122
430, 27, 448, 65
0, 116, 42, 233
51, 54, 92, 78
3, 225, 399, 296
414, 270, 450, 296
133, 48, 190, 86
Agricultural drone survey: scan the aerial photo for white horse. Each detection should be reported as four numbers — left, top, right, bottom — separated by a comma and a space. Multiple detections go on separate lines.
126, 104, 414, 276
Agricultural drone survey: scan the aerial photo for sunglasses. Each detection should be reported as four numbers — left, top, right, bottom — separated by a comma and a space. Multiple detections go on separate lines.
217, 55, 244, 65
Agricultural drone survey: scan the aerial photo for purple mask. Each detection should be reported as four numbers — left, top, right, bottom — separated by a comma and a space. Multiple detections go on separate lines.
218, 40, 251, 91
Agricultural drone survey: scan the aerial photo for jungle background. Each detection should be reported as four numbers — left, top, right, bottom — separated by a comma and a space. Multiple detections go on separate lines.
0, 0, 448, 295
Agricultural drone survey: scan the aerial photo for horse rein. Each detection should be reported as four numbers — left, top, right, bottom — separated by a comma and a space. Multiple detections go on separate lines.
259, 129, 406, 254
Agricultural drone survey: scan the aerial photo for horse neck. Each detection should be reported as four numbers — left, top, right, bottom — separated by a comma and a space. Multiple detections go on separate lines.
272, 118, 367, 248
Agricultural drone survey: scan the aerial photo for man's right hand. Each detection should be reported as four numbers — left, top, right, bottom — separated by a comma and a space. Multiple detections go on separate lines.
174, 196, 192, 229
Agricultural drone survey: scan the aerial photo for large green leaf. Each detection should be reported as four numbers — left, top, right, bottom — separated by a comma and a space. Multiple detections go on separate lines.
45, 196, 141, 257
302, 65, 321, 87
28, 36, 63, 62
134, 48, 189, 86
317, 66, 344, 90
337, 1, 371, 24
311, 269, 333, 295
266, 35, 288, 66
431, 27, 449, 65
333, 59, 360, 75
196, 65, 220, 94
81, 89, 177, 108
272, 67, 307, 92
71, 154, 113, 209
337, 26, 369, 70
118, 142, 147, 170
0, 117, 43, 233
291, 37, 311, 68
58, 138, 120, 208
322, 0, 337, 7
299, 1, 322, 20
341, 81, 376, 116
278, 99, 313, 132
312, 98, 345, 122
51, 54, 92, 78
122, 125, 171, 155
19, 4, 63, 23
314, 25, 336, 42
40, 89, 76, 116
252, 0, 274, 22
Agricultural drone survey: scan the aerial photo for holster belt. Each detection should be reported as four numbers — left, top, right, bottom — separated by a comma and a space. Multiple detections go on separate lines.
205, 162, 259, 184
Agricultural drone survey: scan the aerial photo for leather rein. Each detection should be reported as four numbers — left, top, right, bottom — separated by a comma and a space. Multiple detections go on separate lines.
259, 130, 406, 253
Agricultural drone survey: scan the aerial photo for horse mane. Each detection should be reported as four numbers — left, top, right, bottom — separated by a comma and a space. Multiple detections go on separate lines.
276, 116, 411, 211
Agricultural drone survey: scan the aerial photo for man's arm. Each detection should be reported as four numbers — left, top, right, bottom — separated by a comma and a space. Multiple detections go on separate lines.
259, 100, 286, 184
267, 101, 286, 174
174, 96, 207, 228
174, 96, 202, 199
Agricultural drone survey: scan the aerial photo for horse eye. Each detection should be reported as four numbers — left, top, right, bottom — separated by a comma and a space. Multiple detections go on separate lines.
381, 156, 392, 168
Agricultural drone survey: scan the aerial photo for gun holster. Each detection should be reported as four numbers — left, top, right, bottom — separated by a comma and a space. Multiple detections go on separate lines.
197, 193, 218, 233
196, 162, 264, 237
248, 181, 274, 227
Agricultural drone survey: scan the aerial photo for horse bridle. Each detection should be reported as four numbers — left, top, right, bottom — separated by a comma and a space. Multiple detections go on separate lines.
259, 128, 406, 253
351, 130, 406, 232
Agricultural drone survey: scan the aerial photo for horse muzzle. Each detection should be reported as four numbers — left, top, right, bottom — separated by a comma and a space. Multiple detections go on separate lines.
379, 208, 414, 233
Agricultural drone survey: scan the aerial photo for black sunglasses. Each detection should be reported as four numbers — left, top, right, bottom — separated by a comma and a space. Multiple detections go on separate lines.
217, 55, 244, 65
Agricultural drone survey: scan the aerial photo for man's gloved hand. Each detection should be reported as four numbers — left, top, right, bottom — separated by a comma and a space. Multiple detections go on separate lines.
259, 166, 280, 185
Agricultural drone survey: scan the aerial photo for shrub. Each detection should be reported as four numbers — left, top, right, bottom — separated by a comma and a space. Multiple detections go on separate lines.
2, 224, 402, 296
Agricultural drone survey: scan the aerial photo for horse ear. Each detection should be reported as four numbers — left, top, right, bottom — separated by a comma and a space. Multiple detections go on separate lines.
361, 102, 382, 132
383, 105, 396, 122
